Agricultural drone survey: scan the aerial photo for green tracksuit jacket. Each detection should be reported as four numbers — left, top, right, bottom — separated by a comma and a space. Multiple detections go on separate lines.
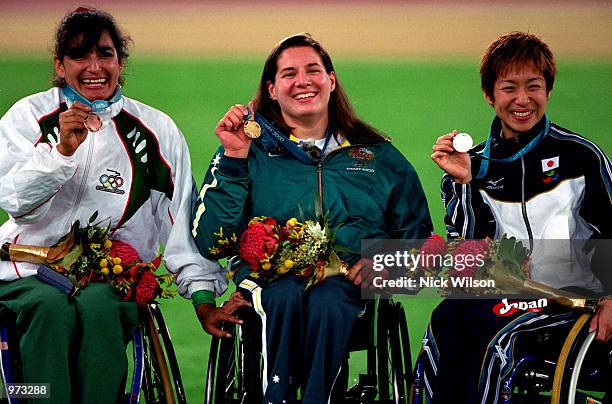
191, 138, 433, 272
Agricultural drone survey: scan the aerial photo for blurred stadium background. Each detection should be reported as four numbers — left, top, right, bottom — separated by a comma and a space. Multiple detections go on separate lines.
1, 0, 611, 401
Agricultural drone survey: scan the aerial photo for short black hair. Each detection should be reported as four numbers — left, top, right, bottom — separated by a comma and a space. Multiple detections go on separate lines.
480, 32, 556, 100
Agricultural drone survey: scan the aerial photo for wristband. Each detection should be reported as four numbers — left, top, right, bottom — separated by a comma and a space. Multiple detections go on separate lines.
192, 290, 215, 307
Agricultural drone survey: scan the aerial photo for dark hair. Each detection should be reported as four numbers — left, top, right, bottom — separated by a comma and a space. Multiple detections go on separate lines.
252, 33, 389, 145
480, 31, 556, 100
52, 7, 131, 87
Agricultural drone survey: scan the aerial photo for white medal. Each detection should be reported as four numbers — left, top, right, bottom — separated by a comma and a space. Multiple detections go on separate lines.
453, 132, 473, 153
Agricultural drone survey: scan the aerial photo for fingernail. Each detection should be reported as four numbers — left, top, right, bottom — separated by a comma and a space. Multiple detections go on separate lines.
226, 333, 232, 338
238, 320, 244, 324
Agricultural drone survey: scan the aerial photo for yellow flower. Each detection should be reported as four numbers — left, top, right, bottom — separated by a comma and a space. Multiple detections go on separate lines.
113, 257, 121, 265
283, 259, 294, 269
262, 262, 272, 271
101, 267, 109, 276
286, 218, 299, 227
277, 265, 291, 275
103, 239, 112, 249
99, 258, 108, 268
113, 265, 123, 275
90, 243, 101, 251
226, 271, 235, 280
251, 272, 260, 278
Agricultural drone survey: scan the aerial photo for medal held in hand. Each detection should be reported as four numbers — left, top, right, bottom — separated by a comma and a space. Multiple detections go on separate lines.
62, 85, 123, 133
84, 112, 102, 132
453, 132, 473, 153
243, 118, 261, 139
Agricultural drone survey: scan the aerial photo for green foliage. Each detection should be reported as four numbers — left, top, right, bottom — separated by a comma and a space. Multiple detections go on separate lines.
494, 235, 529, 277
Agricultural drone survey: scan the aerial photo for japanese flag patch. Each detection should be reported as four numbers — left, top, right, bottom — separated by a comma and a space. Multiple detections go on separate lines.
541, 156, 559, 172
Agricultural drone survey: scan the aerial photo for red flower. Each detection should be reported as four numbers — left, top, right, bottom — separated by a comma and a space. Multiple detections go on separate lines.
418, 234, 447, 270
135, 270, 160, 306
263, 217, 277, 227
109, 240, 141, 265
150, 255, 162, 269
296, 266, 314, 278
449, 239, 490, 278
239, 221, 280, 269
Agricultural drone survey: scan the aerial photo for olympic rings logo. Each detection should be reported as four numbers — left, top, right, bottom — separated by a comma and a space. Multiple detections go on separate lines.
96, 169, 125, 194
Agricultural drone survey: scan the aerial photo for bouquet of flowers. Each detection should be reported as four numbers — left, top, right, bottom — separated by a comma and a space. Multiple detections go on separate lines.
1, 212, 175, 305
416, 234, 528, 293
413, 234, 598, 311
210, 216, 348, 288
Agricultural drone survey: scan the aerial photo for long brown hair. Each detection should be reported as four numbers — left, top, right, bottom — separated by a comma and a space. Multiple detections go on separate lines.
252, 33, 389, 145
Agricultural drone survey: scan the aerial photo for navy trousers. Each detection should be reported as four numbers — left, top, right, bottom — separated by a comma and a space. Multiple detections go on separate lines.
239, 275, 363, 404
422, 299, 579, 404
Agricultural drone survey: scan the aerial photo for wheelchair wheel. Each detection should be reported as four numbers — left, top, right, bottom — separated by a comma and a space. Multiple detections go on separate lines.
552, 313, 611, 404
204, 325, 238, 403
205, 309, 262, 404
397, 304, 413, 387
138, 304, 187, 404
377, 300, 410, 404
1, 320, 21, 404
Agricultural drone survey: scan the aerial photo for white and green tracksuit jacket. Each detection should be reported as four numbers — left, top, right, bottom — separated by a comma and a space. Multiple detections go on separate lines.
0, 87, 226, 298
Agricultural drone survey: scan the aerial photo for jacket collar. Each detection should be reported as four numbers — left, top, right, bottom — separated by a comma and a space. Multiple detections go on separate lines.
489, 115, 547, 159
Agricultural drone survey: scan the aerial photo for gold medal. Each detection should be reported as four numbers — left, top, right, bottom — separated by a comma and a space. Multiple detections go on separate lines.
243, 119, 261, 139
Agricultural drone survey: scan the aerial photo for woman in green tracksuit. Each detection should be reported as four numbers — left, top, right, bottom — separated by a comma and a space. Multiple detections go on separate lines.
191, 33, 433, 403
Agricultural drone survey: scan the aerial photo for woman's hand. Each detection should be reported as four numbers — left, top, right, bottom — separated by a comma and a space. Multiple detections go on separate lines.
57, 101, 91, 156
589, 298, 612, 342
215, 103, 254, 159
196, 292, 252, 338
431, 130, 472, 184
346, 258, 384, 290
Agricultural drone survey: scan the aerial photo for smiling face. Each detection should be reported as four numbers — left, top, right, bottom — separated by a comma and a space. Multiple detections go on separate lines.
54, 30, 122, 102
485, 64, 550, 139
267, 46, 336, 132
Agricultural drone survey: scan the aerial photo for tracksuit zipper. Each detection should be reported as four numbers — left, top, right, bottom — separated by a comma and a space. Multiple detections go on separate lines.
62, 134, 95, 231
315, 144, 367, 214
520, 156, 534, 255
317, 162, 323, 213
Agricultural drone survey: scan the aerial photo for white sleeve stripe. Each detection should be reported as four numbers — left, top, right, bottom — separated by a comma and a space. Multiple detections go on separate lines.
191, 156, 221, 237
461, 183, 469, 238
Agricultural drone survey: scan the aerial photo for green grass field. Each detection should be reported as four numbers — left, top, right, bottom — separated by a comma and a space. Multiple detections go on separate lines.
1, 56, 611, 401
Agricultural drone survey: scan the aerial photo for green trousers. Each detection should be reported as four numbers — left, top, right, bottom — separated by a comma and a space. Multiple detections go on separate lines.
0, 276, 138, 403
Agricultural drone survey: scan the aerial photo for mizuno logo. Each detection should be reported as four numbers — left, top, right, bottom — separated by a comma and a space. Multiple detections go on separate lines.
485, 177, 504, 189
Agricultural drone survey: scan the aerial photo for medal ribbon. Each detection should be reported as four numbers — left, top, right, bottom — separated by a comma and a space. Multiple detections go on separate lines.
61, 85, 123, 112
245, 110, 332, 165
475, 115, 550, 179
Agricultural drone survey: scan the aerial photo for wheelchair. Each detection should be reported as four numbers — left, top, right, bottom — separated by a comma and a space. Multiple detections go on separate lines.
410, 312, 611, 403
204, 297, 413, 404
0, 303, 186, 404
